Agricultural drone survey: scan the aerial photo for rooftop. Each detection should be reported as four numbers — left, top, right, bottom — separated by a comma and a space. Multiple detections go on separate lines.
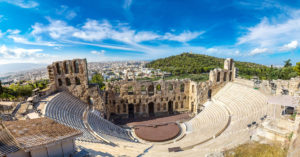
3, 117, 82, 151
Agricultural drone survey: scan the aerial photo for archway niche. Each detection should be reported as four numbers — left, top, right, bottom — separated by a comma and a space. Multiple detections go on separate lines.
180, 84, 185, 92
217, 72, 220, 82
156, 84, 161, 93
148, 102, 155, 117
191, 102, 194, 112
208, 89, 212, 100
168, 101, 173, 114
65, 78, 71, 86
148, 85, 154, 96
128, 104, 134, 118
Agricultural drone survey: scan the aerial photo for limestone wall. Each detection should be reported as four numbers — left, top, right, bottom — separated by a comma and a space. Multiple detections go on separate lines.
45, 58, 235, 119
105, 58, 236, 119
47, 59, 104, 112
272, 77, 300, 96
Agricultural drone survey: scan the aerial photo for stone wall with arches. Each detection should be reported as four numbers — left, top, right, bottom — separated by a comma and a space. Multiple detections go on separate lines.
105, 58, 236, 119
47, 59, 104, 112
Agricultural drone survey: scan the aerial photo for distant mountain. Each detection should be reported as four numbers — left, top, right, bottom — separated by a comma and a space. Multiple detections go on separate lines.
0, 63, 47, 75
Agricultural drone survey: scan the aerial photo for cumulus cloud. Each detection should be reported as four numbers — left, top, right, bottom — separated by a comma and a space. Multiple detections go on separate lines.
280, 40, 298, 51
238, 15, 300, 49
32, 19, 203, 44
0, 45, 44, 59
0, 0, 38, 8
249, 48, 268, 55
31, 18, 76, 39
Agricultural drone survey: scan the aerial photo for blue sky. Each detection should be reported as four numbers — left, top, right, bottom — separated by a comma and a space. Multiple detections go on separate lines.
0, 0, 300, 65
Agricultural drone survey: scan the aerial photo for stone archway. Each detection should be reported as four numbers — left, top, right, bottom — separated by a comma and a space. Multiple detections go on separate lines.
168, 101, 173, 114
148, 102, 155, 117
128, 104, 134, 118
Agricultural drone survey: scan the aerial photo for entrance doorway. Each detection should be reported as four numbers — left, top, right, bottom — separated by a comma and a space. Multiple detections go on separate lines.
208, 89, 212, 100
148, 102, 155, 117
168, 101, 173, 114
128, 104, 134, 118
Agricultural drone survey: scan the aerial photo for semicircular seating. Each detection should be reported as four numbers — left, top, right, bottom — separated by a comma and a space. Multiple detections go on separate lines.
45, 92, 135, 144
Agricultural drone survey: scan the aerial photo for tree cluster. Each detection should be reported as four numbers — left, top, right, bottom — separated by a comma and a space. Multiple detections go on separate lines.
90, 73, 105, 90
0, 79, 49, 100
146, 53, 299, 80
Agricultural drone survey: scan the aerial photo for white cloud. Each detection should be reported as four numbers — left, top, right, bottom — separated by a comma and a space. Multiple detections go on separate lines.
280, 40, 298, 51
31, 18, 76, 39
33, 19, 203, 44
1, 0, 38, 8
8, 35, 60, 46
56, 5, 77, 20
249, 48, 268, 55
238, 14, 300, 48
0, 45, 44, 59
72, 20, 111, 41
7, 29, 21, 35
163, 31, 204, 42
91, 50, 105, 55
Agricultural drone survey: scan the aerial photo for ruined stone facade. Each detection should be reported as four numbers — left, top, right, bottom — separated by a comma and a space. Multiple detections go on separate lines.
45, 58, 236, 119
272, 77, 300, 96
105, 58, 236, 119
47, 59, 104, 112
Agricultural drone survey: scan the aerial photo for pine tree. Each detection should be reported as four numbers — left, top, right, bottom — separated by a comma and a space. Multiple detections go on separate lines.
294, 62, 300, 76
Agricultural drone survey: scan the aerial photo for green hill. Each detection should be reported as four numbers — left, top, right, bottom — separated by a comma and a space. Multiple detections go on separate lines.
146, 53, 297, 80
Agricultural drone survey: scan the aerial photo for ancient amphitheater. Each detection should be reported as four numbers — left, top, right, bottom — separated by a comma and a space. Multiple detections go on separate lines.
30, 58, 300, 156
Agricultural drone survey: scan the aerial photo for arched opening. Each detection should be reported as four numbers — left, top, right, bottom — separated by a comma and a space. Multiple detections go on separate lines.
192, 85, 195, 93
168, 84, 173, 91
148, 102, 155, 117
75, 77, 80, 85
117, 105, 120, 114
175, 102, 178, 109
217, 72, 220, 82
223, 72, 227, 81
141, 85, 146, 94
136, 104, 140, 112
143, 104, 146, 112
56, 63, 61, 75
156, 84, 161, 93
148, 85, 154, 96
74, 60, 79, 73
163, 103, 166, 110
64, 62, 69, 74
123, 104, 126, 113
168, 101, 173, 114
229, 72, 232, 81
208, 89, 212, 99
191, 102, 194, 112
180, 84, 184, 92
65, 78, 71, 86
157, 103, 161, 111
58, 79, 62, 86
128, 104, 134, 118
128, 86, 134, 95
